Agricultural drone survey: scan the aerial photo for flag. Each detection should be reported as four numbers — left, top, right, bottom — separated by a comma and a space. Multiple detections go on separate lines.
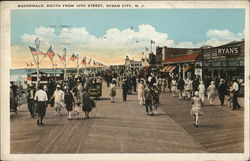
151, 40, 155, 44
88, 59, 92, 64
57, 54, 65, 62
46, 45, 55, 61
70, 53, 78, 62
81, 56, 87, 65
145, 47, 149, 51
28, 46, 44, 55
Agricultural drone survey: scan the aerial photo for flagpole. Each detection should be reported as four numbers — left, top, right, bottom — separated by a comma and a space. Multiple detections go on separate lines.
35, 38, 40, 83
77, 55, 79, 76
63, 48, 67, 80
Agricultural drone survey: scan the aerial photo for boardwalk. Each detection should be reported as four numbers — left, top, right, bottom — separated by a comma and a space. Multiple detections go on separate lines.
10, 85, 243, 153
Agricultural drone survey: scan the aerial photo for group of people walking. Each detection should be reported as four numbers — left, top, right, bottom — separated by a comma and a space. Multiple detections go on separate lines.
24, 74, 97, 125
12, 69, 243, 129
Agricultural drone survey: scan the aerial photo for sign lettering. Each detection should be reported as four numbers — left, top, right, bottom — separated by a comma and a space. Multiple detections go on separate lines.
217, 47, 240, 56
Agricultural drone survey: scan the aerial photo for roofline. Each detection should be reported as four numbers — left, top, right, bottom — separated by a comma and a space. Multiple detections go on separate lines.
202, 40, 245, 51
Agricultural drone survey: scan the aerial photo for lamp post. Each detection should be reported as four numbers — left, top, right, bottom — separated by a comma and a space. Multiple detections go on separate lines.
63, 48, 67, 80
35, 38, 40, 82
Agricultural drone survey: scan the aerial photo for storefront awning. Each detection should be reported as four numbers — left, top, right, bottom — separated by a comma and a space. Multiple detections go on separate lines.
160, 66, 171, 72
183, 66, 192, 72
162, 53, 200, 64
169, 66, 177, 72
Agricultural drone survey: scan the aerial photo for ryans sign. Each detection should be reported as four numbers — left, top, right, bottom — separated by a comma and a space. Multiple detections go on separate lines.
217, 47, 240, 56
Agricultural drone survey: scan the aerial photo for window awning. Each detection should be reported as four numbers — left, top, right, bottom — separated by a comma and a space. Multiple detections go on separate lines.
183, 66, 192, 72
169, 66, 177, 72
162, 53, 200, 64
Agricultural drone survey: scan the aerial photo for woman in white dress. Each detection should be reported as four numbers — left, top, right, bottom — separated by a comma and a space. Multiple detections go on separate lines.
191, 91, 202, 127
171, 78, 178, 96
137, 80, 145, 105
207, 81, 216, 105
198, 81, 206, 103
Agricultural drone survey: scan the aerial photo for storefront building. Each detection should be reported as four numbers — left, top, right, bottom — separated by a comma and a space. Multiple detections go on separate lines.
200, 40, 244, 80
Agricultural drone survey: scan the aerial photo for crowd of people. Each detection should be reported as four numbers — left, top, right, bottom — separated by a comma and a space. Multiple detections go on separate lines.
10, 70, 243, 128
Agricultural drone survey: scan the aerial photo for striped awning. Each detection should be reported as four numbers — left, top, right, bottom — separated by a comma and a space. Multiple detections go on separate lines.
169, 66, 177, 72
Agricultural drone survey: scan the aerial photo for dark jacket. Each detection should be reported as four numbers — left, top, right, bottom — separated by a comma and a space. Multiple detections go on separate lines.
218, 83, 227, 95
65, 91, 75, 111
177, 79, 185, 90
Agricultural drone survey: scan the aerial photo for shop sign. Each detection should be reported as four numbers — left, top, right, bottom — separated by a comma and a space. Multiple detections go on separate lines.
217, 47, 240, 56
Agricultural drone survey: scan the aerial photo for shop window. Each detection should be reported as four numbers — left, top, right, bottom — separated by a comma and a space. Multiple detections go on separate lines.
228, 60, 239, 66
221, 61, 227, 66
240, 60, 244, 66
212, 61, 221, 66
203, 61, 210, 67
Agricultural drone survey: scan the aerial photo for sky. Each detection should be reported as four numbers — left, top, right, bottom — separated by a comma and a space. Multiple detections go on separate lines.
11, 9, 245, 68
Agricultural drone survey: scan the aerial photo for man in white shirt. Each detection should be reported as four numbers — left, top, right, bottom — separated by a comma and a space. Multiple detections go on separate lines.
232, 79, 241, 110
34, 84, 48, 125
53, 85, 65, 115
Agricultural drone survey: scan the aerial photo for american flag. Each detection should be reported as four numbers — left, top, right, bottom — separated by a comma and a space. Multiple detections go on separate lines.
70, 53, 78, 62
28, 46, 45, 55
81, 56, 87, 65
88, 59, 92, 64
46, 45, 55, 61
57, 54, 65, 62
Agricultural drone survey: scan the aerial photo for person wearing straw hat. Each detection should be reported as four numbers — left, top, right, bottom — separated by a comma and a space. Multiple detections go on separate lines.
207, 81, 216, 105
191, 91, 202, 127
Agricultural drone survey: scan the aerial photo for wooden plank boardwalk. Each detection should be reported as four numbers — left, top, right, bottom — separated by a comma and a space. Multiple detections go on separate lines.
159, 91, 244, 153
11, 86, 205, 153
10, 85, 244, 153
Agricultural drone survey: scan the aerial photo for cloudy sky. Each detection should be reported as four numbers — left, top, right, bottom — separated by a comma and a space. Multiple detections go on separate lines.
11, 9, 245, 68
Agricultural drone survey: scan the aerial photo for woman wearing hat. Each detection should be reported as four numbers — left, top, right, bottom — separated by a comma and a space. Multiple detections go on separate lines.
207, 81, 216, 105
191, 91, 202, 127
